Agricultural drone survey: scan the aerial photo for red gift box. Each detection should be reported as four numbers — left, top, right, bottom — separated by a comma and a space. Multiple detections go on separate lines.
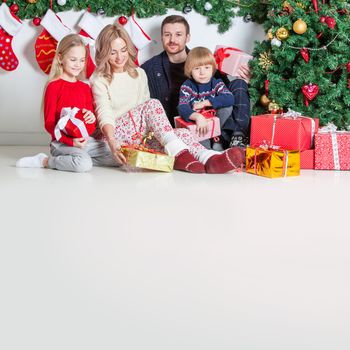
214, 46, 253, 76
174, 114, 220, 142
54, 107, 96, 141
314, 132, 350, 170
250, 114, 319, 151
300, 149, 315, 169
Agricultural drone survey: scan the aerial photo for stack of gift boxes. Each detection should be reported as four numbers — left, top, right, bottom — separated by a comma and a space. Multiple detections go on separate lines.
247, 113, 350, 178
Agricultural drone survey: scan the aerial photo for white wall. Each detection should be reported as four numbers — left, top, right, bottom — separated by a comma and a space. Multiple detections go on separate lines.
0, 9, 265, 145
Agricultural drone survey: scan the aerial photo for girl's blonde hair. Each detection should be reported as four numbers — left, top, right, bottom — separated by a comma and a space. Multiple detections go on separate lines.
48, 34, 88, 82
95, 24, 138, 83
184, 47, 217, 78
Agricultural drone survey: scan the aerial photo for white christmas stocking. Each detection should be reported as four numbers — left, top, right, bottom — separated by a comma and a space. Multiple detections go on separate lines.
0, 3, 23, 71
78, 11, 104, 78
123, 13, 151, 65
35, 9, 71, 74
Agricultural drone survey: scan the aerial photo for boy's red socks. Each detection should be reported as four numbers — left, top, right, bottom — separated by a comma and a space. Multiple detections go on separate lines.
205, 147, 245, 174
174, 149, 205, 173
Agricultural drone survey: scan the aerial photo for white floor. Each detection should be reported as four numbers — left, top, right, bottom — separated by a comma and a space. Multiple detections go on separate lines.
1, 146, 350, 350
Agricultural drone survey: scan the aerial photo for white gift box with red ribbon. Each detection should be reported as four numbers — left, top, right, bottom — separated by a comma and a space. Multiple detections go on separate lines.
214, 45, 253, 76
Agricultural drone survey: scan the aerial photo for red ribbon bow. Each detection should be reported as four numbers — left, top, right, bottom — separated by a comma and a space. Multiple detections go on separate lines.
214, 47, 242, 72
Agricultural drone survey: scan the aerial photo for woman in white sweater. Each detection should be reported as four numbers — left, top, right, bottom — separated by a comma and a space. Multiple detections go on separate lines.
91, 24, 244, 173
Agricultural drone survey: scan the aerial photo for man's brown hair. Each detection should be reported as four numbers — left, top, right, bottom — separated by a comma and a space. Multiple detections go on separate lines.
161, 15, 190, 35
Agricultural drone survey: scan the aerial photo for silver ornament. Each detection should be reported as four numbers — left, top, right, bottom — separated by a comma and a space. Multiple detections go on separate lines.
57, 0, 66, 6
183, 5, 192, 14
271, 38, 282, 47
97, 8, 105, 16
204, 2, 213, 11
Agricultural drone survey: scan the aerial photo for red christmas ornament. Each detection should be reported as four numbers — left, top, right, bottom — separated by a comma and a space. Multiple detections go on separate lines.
10, 3, 19, 14
300, 48, 310, 63
346, 62, 350, 72
320, 16, 327, 23
325, 17, 336, 29
301, 83, 319, 106
118, 16, 128, 25
312, 0, 319, 14
32, 17, 41, 26
264, 79, 269, 97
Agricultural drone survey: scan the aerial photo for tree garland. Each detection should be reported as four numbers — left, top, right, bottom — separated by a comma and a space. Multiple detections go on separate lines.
7, 0, 245, 33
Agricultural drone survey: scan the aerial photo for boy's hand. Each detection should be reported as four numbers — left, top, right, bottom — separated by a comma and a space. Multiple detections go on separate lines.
193, 100, 211, 111
191, 113, 209, 137
73, 137, 88, 149
82, 109, 96, 124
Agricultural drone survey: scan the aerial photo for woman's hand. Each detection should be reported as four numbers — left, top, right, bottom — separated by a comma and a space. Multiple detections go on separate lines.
237, 63, 251, 84
107, 139, 127, 165
191, 113, 209, 137
82, 109, 96, 124
73, 137, 88, 148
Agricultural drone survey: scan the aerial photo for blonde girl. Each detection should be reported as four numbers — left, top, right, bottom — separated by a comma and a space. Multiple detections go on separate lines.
16, 34, 116, 172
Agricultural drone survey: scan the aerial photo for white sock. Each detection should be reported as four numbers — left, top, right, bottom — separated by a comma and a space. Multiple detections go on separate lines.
197, 150, 219, 164
16, 153, 48, 168
163, 135, 188, 156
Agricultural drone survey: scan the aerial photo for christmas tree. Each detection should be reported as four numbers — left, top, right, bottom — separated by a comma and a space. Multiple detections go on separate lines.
240, 0, 350, 129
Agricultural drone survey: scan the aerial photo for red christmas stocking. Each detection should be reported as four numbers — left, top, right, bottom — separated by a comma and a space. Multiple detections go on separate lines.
0, 3, 23, 71
123, 13, 152, 65
35, 9, 71, 74
78, 11, 104, 78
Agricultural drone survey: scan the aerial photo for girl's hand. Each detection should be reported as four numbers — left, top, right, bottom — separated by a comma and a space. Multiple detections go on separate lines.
73, 137, 88, 148
193, 100, 211, 111
192, 113, 209, 137
107, 139, 127, 165
82, 109, 96, 124
237, 63, 251, 83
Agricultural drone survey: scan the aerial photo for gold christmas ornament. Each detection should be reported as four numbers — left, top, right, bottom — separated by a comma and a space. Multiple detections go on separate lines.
260, 94, 271, 107
266, 29, 273, 40
276, 27, 289, 40
296, 2, 306, 9
259, 52, 273, 70
293, 19, 307, 34
268, 101, 282, 112
26, 0, 37, 3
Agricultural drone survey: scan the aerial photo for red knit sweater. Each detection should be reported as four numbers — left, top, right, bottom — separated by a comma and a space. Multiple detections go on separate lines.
44, 79, 95, 146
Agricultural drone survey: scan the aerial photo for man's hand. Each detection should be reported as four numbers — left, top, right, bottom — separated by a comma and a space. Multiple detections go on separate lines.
237, 63, 251, 83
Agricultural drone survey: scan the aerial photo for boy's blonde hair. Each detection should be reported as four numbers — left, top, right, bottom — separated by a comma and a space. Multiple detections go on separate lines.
48, 34, 87, 82
95, 24, 138, 84
184, 47, 217, 78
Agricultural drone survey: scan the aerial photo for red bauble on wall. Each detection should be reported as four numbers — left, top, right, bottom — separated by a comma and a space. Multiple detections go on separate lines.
118, 16, 128, 25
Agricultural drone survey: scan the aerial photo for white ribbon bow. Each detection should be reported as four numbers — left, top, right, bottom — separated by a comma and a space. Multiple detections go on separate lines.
318, 122, 338, 133
54, 107, 89, 141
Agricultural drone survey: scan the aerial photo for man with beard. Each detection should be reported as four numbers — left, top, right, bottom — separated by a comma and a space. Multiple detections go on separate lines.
141, 15, 251, 149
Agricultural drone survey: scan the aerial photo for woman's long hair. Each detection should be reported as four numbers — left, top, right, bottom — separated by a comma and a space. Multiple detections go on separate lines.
48, 34, 88, 82
95, 24, 138, 84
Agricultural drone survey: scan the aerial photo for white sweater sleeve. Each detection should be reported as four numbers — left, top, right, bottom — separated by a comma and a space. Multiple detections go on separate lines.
91, 76, 115, 129
138, 68, 150, 104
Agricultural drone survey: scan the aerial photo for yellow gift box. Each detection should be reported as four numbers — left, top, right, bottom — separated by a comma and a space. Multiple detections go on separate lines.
246, 146, 300, 178
121, 146, 175, 173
